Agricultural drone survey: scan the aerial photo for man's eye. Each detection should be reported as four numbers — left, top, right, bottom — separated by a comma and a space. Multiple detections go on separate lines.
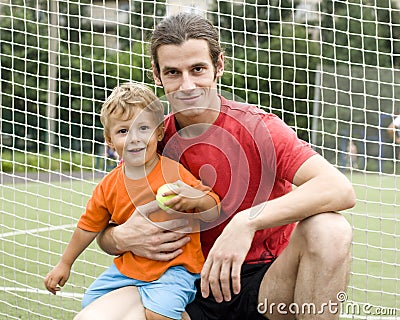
193, 66, 203, 72
166, 70, 178, 76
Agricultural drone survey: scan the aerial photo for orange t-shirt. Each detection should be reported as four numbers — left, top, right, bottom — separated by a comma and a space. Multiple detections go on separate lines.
77, 156, 220, 281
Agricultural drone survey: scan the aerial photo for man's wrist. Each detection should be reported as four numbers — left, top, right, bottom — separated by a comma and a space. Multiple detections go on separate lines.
110, 225, 125, 254
245, 202, 267, 231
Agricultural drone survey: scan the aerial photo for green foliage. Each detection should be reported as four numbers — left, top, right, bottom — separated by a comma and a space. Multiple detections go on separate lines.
209, 0, 298, 48
320, 0, 400, 67
0, 2, 153, 152
128, 0, 166, 41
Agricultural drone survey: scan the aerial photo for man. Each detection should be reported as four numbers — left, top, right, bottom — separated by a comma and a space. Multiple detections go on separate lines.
75, 13, 355, 320
388, 115, 400, 142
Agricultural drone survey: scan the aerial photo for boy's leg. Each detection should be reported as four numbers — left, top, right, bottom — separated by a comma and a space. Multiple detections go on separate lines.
81, 263, 136, 308
139, 265, 199, 320
258, 212, 352, 320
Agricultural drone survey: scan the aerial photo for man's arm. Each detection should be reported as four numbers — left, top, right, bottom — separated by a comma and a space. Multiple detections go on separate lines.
200, 154, 356, 302
97, 223, 123, 256
96, 200, 193, 261
249, 154, 356, 229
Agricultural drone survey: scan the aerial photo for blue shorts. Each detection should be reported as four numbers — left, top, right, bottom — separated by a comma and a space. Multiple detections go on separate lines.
82, 263, 200, 320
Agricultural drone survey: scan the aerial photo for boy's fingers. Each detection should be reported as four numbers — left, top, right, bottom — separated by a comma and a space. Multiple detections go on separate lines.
59, 277, 67, 287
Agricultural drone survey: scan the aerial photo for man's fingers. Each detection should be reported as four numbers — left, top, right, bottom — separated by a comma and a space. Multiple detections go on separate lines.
200, 259, 211, 298
201, 256, 224, 303
208, 263, 223, 303
231, 261, 242, 295
135, 200, 160, 218
156, 218, 190, 232
219, 261, 232, 301
150, 249, 184, 262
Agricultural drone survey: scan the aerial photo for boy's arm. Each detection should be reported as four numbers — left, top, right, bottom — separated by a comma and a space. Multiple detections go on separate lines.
44, 228, 98, 294
59, 228, 99, 267
192, 190, 220, 222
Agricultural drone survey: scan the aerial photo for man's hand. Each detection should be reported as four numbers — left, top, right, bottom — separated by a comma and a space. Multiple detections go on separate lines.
97, 200, 192, 261
200, 209, 257, 302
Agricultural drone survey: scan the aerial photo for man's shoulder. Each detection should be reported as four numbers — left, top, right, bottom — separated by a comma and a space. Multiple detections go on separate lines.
220, 96, 278, 122
220, 96, 286, 134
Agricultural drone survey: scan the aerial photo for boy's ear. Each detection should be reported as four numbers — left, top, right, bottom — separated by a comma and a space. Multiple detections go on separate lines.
157, 126, 164, 141
105, 136, 114, 149
152, 61, 162, 86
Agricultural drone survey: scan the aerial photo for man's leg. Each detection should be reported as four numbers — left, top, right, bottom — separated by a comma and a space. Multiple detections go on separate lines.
259, 212, 353, 320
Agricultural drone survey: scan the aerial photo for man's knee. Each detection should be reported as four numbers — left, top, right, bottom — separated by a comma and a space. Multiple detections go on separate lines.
296, 213, 353, 263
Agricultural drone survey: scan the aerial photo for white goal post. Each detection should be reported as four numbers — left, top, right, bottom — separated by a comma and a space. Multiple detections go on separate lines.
0, 0, 399, 319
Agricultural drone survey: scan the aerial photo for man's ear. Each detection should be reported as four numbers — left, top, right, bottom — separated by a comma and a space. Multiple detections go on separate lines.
215, 53, 225, 79
152, 61, 162, 86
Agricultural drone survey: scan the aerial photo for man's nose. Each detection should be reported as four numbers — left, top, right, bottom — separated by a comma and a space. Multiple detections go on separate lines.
180, 72, 196, 91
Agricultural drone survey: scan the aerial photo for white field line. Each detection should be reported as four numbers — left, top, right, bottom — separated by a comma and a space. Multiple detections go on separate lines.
1, 286, 83, 299
0, 224, 76, 239
1, 224, 81, 300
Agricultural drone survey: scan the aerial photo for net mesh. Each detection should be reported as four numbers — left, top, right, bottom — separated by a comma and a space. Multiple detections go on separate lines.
0, 0, 399, 318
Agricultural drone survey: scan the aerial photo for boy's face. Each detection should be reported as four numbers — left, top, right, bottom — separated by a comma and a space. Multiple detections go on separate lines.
152, 39, 224, 121
106, 109, 163, 173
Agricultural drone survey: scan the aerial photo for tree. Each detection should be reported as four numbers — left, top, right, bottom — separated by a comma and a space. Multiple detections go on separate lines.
320, 0, 400, 67
0, 1, 151, 152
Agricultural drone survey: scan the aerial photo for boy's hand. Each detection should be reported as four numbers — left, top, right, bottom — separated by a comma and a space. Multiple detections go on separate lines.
44, 262, 71, 295
160, 180, 206, 212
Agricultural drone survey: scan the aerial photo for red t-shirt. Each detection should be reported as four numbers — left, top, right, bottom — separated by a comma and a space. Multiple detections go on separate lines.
159, 96, 317, 264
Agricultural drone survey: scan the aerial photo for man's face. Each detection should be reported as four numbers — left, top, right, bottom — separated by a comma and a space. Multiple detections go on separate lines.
153, 39, 224, 121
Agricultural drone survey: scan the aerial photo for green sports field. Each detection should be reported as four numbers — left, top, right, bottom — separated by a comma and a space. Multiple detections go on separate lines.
0, 172, 399, 319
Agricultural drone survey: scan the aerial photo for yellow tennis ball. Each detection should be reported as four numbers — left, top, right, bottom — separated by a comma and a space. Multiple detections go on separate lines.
156, 183, 177, 210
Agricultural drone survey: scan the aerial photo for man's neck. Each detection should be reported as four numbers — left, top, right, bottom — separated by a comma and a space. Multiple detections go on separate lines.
174, 95, 221, 138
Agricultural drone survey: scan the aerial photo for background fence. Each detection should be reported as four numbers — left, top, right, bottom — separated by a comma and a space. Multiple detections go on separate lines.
0, 0, 399, 318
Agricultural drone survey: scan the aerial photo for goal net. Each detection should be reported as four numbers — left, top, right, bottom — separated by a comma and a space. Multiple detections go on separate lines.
0, 0, 398, 318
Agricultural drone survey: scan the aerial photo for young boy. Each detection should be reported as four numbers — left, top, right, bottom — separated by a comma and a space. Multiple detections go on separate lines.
44, 82, 220, 320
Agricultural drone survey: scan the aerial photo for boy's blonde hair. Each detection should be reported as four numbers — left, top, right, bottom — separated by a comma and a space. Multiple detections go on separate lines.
100, 82, 165, 140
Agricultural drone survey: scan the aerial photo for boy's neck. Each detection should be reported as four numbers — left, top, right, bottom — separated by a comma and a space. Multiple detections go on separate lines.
123, 154, 160, 180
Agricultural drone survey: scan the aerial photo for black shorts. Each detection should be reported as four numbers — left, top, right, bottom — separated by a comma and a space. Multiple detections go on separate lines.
186, 262, 273, 320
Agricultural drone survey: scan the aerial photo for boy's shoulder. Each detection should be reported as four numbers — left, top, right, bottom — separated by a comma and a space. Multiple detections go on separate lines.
97, 164, 123, 187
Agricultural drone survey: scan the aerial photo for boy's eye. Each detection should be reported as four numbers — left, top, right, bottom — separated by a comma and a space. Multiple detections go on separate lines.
118, 129, 128, 134
139, 125, 150, 131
